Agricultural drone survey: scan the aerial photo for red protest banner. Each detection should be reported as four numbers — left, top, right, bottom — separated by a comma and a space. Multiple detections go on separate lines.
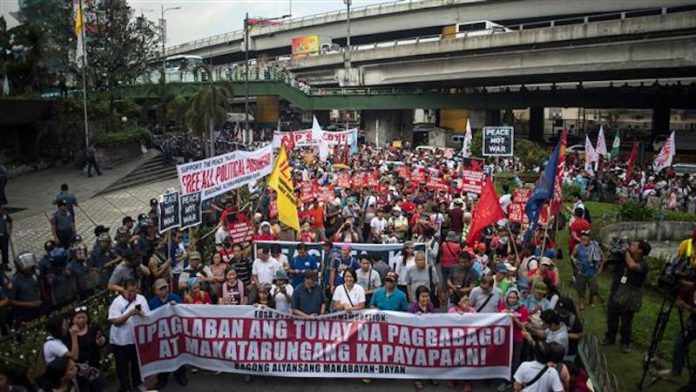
508, 203, 528, 224
134, 306, 513, 380
398, 166, 411, 180
426, 181, 449, 193
229, 220, 254, 244
337, 173, 351, 189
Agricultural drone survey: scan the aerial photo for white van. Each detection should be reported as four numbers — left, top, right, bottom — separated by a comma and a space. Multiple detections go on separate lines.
455, 20, 511, 38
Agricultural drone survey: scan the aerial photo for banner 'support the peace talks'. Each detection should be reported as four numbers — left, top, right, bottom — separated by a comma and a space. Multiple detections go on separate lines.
134, 305, 513, 380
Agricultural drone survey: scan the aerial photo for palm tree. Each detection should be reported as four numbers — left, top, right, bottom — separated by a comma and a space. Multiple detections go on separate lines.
185, 64, 232, 157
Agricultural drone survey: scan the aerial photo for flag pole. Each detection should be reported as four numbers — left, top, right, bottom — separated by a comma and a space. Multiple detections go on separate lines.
78, 0, 89, 151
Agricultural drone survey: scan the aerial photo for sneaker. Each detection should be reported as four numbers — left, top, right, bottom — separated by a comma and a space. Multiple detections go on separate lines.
362, 379, 372, 384
621, 343, 632, 353
600, 338, 615, 346
497, 382, 512, 391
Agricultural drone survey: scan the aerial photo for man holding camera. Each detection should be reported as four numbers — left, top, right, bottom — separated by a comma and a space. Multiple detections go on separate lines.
602, 240, 651, 353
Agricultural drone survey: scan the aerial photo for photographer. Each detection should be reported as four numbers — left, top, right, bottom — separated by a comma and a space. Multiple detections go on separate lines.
658, 269, 696, 379
601, 240, 651, 353
333, 218, 360, 243
676, 228, 696, 267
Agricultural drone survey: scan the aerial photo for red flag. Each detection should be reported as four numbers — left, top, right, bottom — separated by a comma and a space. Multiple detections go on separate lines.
625, 140, 638, 183
466, 177, 506, 246
549, 129, 567, 216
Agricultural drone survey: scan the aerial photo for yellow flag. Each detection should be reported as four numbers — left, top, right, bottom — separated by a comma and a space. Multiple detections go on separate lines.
74, 0, 85, 68
268, 144, 300, 231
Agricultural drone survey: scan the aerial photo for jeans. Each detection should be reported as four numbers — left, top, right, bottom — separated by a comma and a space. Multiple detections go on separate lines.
87, 158, 101, 176
112, 344, 141, 392
440, 265, 451, 293
672, 316, 696, 375
606, 298, 636, 345
0, 233, 9, 266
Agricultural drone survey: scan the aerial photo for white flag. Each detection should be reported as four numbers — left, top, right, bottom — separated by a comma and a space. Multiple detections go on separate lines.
312, 116, 329, 162
584, 135, 597, 173
595, 125, 608, 157
461, 118, 472, 158
653, 131, 676, 173
2, 75, 9, 96
74, 0, 86, 68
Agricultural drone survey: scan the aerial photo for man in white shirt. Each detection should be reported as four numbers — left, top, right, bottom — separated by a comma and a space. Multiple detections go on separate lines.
499, 184, 512, 215
355, 255, 382, 299
252, 247, 281, 286
513, 342, 564, 392
214, 225, 230, 251
370, 209, 388, 243
108, 278, 150, 392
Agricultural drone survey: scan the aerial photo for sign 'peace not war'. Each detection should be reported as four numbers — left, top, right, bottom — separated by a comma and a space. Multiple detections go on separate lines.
482, 127, 514, 157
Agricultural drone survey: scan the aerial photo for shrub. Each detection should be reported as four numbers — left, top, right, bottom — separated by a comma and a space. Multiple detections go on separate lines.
665, 210, 696, 222
514, 139, 549, 169
92, 126, 150, 148
617, 200, 656, 221
563, 184, 582, 202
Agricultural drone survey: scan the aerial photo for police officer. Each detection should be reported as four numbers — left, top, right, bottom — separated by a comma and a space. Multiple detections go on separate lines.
113, 226, 132, 257
0, 205, 12, 268
54, 183, 78, 219
51, 200, 75, 249
85, 144, 102, 177
10, 252, 42, 326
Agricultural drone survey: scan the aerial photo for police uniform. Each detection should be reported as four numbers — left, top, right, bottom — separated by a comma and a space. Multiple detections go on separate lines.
10, 272, 41, 323
0, 212, 11, 266
54, 192, 77, 219
52, 210, 74, 249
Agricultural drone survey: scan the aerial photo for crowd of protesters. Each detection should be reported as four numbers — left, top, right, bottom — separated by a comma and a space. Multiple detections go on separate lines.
4, 134, 695, 392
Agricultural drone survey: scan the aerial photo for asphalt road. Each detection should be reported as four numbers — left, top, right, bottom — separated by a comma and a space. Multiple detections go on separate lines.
108, 371, 499, 391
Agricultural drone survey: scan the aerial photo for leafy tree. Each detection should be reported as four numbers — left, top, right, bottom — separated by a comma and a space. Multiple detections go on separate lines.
185, 66, 232, 156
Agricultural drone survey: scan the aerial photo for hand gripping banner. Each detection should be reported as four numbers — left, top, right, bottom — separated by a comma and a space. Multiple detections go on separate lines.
133, 305, 512, 380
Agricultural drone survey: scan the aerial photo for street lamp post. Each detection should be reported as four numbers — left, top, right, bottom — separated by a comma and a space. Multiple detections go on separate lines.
160, 5, 181, 84
243, 13, 290, 145
344, 0, 352, 70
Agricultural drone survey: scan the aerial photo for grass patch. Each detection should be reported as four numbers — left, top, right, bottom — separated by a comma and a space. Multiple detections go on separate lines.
556, 201, 694, 391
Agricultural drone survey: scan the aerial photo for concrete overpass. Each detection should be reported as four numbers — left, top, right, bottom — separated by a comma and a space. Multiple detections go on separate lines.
165, 0, 696, 64
286, 10, 696, 86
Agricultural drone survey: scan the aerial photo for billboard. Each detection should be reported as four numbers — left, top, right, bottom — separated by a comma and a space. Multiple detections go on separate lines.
291, 35, 320, 58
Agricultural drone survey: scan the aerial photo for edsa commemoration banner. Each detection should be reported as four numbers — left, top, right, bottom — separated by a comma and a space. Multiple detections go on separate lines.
133, 306, 512, 380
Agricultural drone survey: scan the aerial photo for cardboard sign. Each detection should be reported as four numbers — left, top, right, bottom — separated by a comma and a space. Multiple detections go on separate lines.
158, 191, 180, 233
460, 158, 484, 195
482, 127, 514, 156
508, 203, 529, 224
179, 192, 202, 229
512, 188, 533, 204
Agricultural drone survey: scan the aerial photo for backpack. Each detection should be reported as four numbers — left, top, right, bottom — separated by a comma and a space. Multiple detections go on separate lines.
26, 341, 48, 384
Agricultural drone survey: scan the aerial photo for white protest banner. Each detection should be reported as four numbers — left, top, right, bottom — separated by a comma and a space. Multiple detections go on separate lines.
134, 305, 513, 380
176, 144, 274, 200
273, 129, 358, 148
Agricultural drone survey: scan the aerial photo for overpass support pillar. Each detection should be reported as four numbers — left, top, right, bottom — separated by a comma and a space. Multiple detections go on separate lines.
362, 110, 413, 146
529, 107, 545, 142
313, 110, 331, 126
256, 96, 280, 130
652, 108, 671, 139
485, 110, 501, 127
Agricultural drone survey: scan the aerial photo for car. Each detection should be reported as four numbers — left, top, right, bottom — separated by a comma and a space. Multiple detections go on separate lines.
566, 144, 585, 157
673, 163, 696, 176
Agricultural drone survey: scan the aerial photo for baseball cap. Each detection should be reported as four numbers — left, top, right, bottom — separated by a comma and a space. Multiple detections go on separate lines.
540, 257, 554, 267
154, 278, 169, 290
94, 225, 110, 237
98, 232, 111, 242
385, 271, 398, 282
495, 263, 508, 274
188, 251, 202, 260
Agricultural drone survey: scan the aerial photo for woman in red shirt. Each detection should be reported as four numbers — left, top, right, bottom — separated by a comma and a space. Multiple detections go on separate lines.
497, 287, 528, 391
440, 231, 461, 301
183, 278, 212, 304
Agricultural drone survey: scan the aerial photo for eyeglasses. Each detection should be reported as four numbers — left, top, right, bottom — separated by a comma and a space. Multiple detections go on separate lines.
74, 306, 88, 313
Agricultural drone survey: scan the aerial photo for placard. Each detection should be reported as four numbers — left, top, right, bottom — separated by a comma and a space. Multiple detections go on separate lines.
512, 188, 533, 204
158, 191, 180, 233
482, 127, 514, 156
180, 192, 202, 229
459, 158, 484, 195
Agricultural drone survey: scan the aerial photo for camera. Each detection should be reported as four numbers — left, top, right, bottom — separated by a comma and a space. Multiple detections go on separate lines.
607, 236, 629, 272
135, 304, 142, 311
659, 256, 694, 294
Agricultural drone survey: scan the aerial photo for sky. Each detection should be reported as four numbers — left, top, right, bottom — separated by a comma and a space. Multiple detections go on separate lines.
0, 0, 399, 46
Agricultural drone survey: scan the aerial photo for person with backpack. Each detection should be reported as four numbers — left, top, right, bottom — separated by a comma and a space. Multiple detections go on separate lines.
571, 231, 603, 310
512, 341, 564, 392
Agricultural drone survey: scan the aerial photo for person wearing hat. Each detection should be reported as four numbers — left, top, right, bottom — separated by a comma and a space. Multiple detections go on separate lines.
178, 251, 213, 291
677, 228, 696, 267
54, 183, 78, 221
271, 270, 294, 314
389, 206, 408, 241
148, 280, 187, 389
183, 278, 212, 304
291, 271, 326, 318
524, 281, 552, 328
10, 252, 42, 325
571, 231, 602, 311
67, 243, 95, 299
51, 199, 76, 250
368, 270, 407, 312
493, 263, 512, 296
